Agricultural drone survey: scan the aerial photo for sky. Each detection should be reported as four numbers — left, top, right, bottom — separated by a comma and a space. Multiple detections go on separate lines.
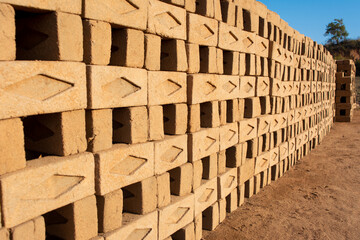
258, 0, 360, 44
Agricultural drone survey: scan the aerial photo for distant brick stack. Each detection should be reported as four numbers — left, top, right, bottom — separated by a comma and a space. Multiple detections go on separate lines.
335, 60, 356, 122
0, 0, 336, 239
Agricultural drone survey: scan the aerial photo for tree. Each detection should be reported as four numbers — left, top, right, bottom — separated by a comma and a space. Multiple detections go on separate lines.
324, 19, 349, 44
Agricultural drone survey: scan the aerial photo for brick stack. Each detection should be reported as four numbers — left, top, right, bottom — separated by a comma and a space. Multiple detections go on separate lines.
0, 0, 336, 239
335, 60, 356, 122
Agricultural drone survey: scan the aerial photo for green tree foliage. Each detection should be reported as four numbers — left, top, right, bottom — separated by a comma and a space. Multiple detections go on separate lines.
324, 19, 349, 44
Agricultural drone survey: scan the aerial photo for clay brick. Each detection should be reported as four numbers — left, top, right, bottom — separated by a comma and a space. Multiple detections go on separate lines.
83, 0, 147, 30
239, 76, 256, 98
202, 153, 218, 179
223, 51, 239, 75
254, 151, 270, 175
0, 61, 86, 119
83, 19, 111, 65
188, 104, 201, 133
157, 172, 171, 208
221, 1, 236, 26
218, 167, 237, 199
254, 173, 261, 194
87, 65, 147, 109
256, 77, 270, 97
172, 222, 195, 240
238, 98, 245, 120
226, 188, 237, 213
257, 115, 271, 136
188, 13, 218, 46
113, 106, 148, 144
238, 158, 255, 185
144, 34, 161, 71
226, 142, 247, 168
202, 202, 219, 231
163, 104, 188, 135
0, 0, 81, 14
218, 198, 226, 222
161, 39, 188, 72
158, 194, 195, 239
256, 36, 270, 59
187, 43, 200, 73
194, 178, 217, 216
104, 211, 157, 240
10, 216, 45, 240
218, 75, 240, 101
123, 176, 157, 215
200, 101, 220, 128
239, 118, 257, 142
220, 122, 239, 151
239, 53, 246, 76
187, 74, 219, 104
199, 46, 218, 74
0, 118, 25, 175
148, 106, 165, 141
185, 0, 196, 12
169, 163, 193, 196
24, 110, 86, 159
188, 127, 220, 162
0, 4, 15, 60
194, 214, 202, 240
148, 0, 186, 40
97, 188, 123, 233
86, 109, 112, 153
269, 147, 279, 166
219, 101, 227, 125
0, 153, 94, 228
279, 142, 289, 160
194, 0, 214, 18
45, 196, 98, 240
238, 185, 245, 206
110, 28, 144, 68
217, 48, 224, 74
217, 150, 227, 175
245, 53, 256, 76
218, 22, 241, 51
244, 177, 254, 198
16, 12, 82, 61
244, 97, 261, 118
95, 142, 154, 195
193, 160, 203, 190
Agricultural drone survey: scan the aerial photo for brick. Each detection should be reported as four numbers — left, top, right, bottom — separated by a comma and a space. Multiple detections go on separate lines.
144, 34, 161, 71
148, 71, 187, 106
193, 160, 203, 190
158, 194, 195, 239
187, 13, 218, 46
97, 188, 123, 233
148, 106, 164, 141
157, 172, 171, 208
113, 106, 148, 144
16, 12, 82, 61
83, 19, 111, 65
223, 51, 239, 75
226, 188, 238, 213
123, 176, 157, 214
148, 0, 186, 40
187, 43, 200, 73
110, 28, 144, 68
238, 158, 255, 185
260, 96, 272, 115
172, 222, 195, 240
194, 0, 214, 18
244, 177, 254, 198
104, 211, 157, 240
218, 167, 237, 199
83, 0, 147, 30
202, 153, 218, 179
217, 48, 224, 74
202, 202, 219, 231
218, 150, 226, 175
0, 153, 94, 228
45, 196, 98, 240
226, 98, 240, 123
188, 127, 220, 162
219, 198, 226, 222
226, 142, 247, 168
218, 22, 241, 51
219, 75, 241, 100
221, 1, 236, 26
239, 53, 246, 76
0, 61, 86, 119
254, 173, 261, 194
245, 53, 256, 76
188, 104, 201, 133
0, 0, 81, 14
269, 147, 279, 166
219, 101, 227, 125
239, 76, 256, 98
187, 74, 219, 104
10, 216, 45, 240
194, 214, 202, 240
239, 118, 257, 142
86, 109, 112, 153
185, 0, 196, 12
200, 46, 218, 73
220, 122, 239, 151
256, 35, 270, 58
194, 178, 217, 216
161, 39, 188, 72
257, 115, 272, 136
24, 110, 86, 157
0, 4, 15, 60
170, 163, 193, 196
95, 142, 154, 195
238, 98, 245, 120
0, 118, 25, 175
87, 65, 147, 109
279, 142, 289, 160
238, 185, 245, 206
154, 134, 188, 174
256, 77, 270, 97
244, 97, 261, 118
254, 151, 270, 175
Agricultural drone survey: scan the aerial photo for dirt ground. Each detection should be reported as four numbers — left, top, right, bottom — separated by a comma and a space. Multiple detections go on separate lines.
205, 110, 360, 240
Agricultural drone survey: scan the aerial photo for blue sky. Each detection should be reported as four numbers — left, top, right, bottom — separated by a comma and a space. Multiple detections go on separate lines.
258, 0, 360, 44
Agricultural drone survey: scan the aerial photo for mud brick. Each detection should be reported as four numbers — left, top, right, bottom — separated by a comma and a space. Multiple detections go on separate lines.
238, 185, 245, 206
239, 53, 246, 76
10, 216, 45, 240
218, 167, 237, 199
87, 65, 147, 109
261, 169, 268, 188
202, 153, 218, 179
155, 134, 188, 174
0, 61, 85, 119
0, 118, 25, 175
187, 43, 200, 73
244, 97, 261, 118
157, 172, 171, 208
169, 163, 193, 196
172, 222, 195, 240
104, 211, 157, 240
159, 194, 195, 239
218, 198, 226, 222
218, 22, 241, 51
239, 118, 257, 142
97, 188, 123, 233
256, 36, 270, 58
238, 98, 245, 120
0, 152, 94, 228
258, 133, 270, 155
161, 39, 188, 72
245, 53, 256, 76
219, 75, 240, 100
193, 160, 203, 190
225, 188, 237, 213
238, 158, 255, 185
217, 48, 224, 74
83, 19, 111, 65
239, 76, 256, 98
255, 55, 262, 76
240, 31, 257, 54
16, 12, 82, 61
220, 122, 239, 151
226, 142, 247, 168
24, 110, 86, 157
220, 1, 236, 26
188, 104, 201, 133
218, 150, 226, 175
270, 78, 282, 97
188, 127, 220, 162
260, 96, 272, 115
202, 202, 219, 231
123, 176, 157, 214
254, 173, 261, 194
200, 46, 218, 73
110, 28, 144, 68
261, 57, 269, 77
246, 138, 258, 159
200, 101, 220, 128
242, 8, 259, 33
83, 0, 147, 30
256, 77, 270, 97
148, 0, 186, 40
225, 99, 239, 123
219, 101, 227, 125
244, 177, 254, 198
144, 34, 161, 71
194, 214, 202, 240
45, 196, 98, 240
0, 4, 15, 60
95, 142, 154, 195
194, 178, 217, 216
257, 115, 271, 136
223, 51, 240, 75
188, 13, 218, 46
163, 104, 188, 135
269, 41, 285, 64
148, 106, 164, 141
0, 0, 81, 13
254, 151, 270, 175
278, 160, 284, 177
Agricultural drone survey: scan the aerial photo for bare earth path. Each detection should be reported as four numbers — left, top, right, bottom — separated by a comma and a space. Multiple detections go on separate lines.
205, 110, 360, 240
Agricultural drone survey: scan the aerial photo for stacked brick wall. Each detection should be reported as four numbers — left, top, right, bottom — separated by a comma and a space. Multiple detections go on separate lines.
0, 0, 336, 239
335, 60, 357, 122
